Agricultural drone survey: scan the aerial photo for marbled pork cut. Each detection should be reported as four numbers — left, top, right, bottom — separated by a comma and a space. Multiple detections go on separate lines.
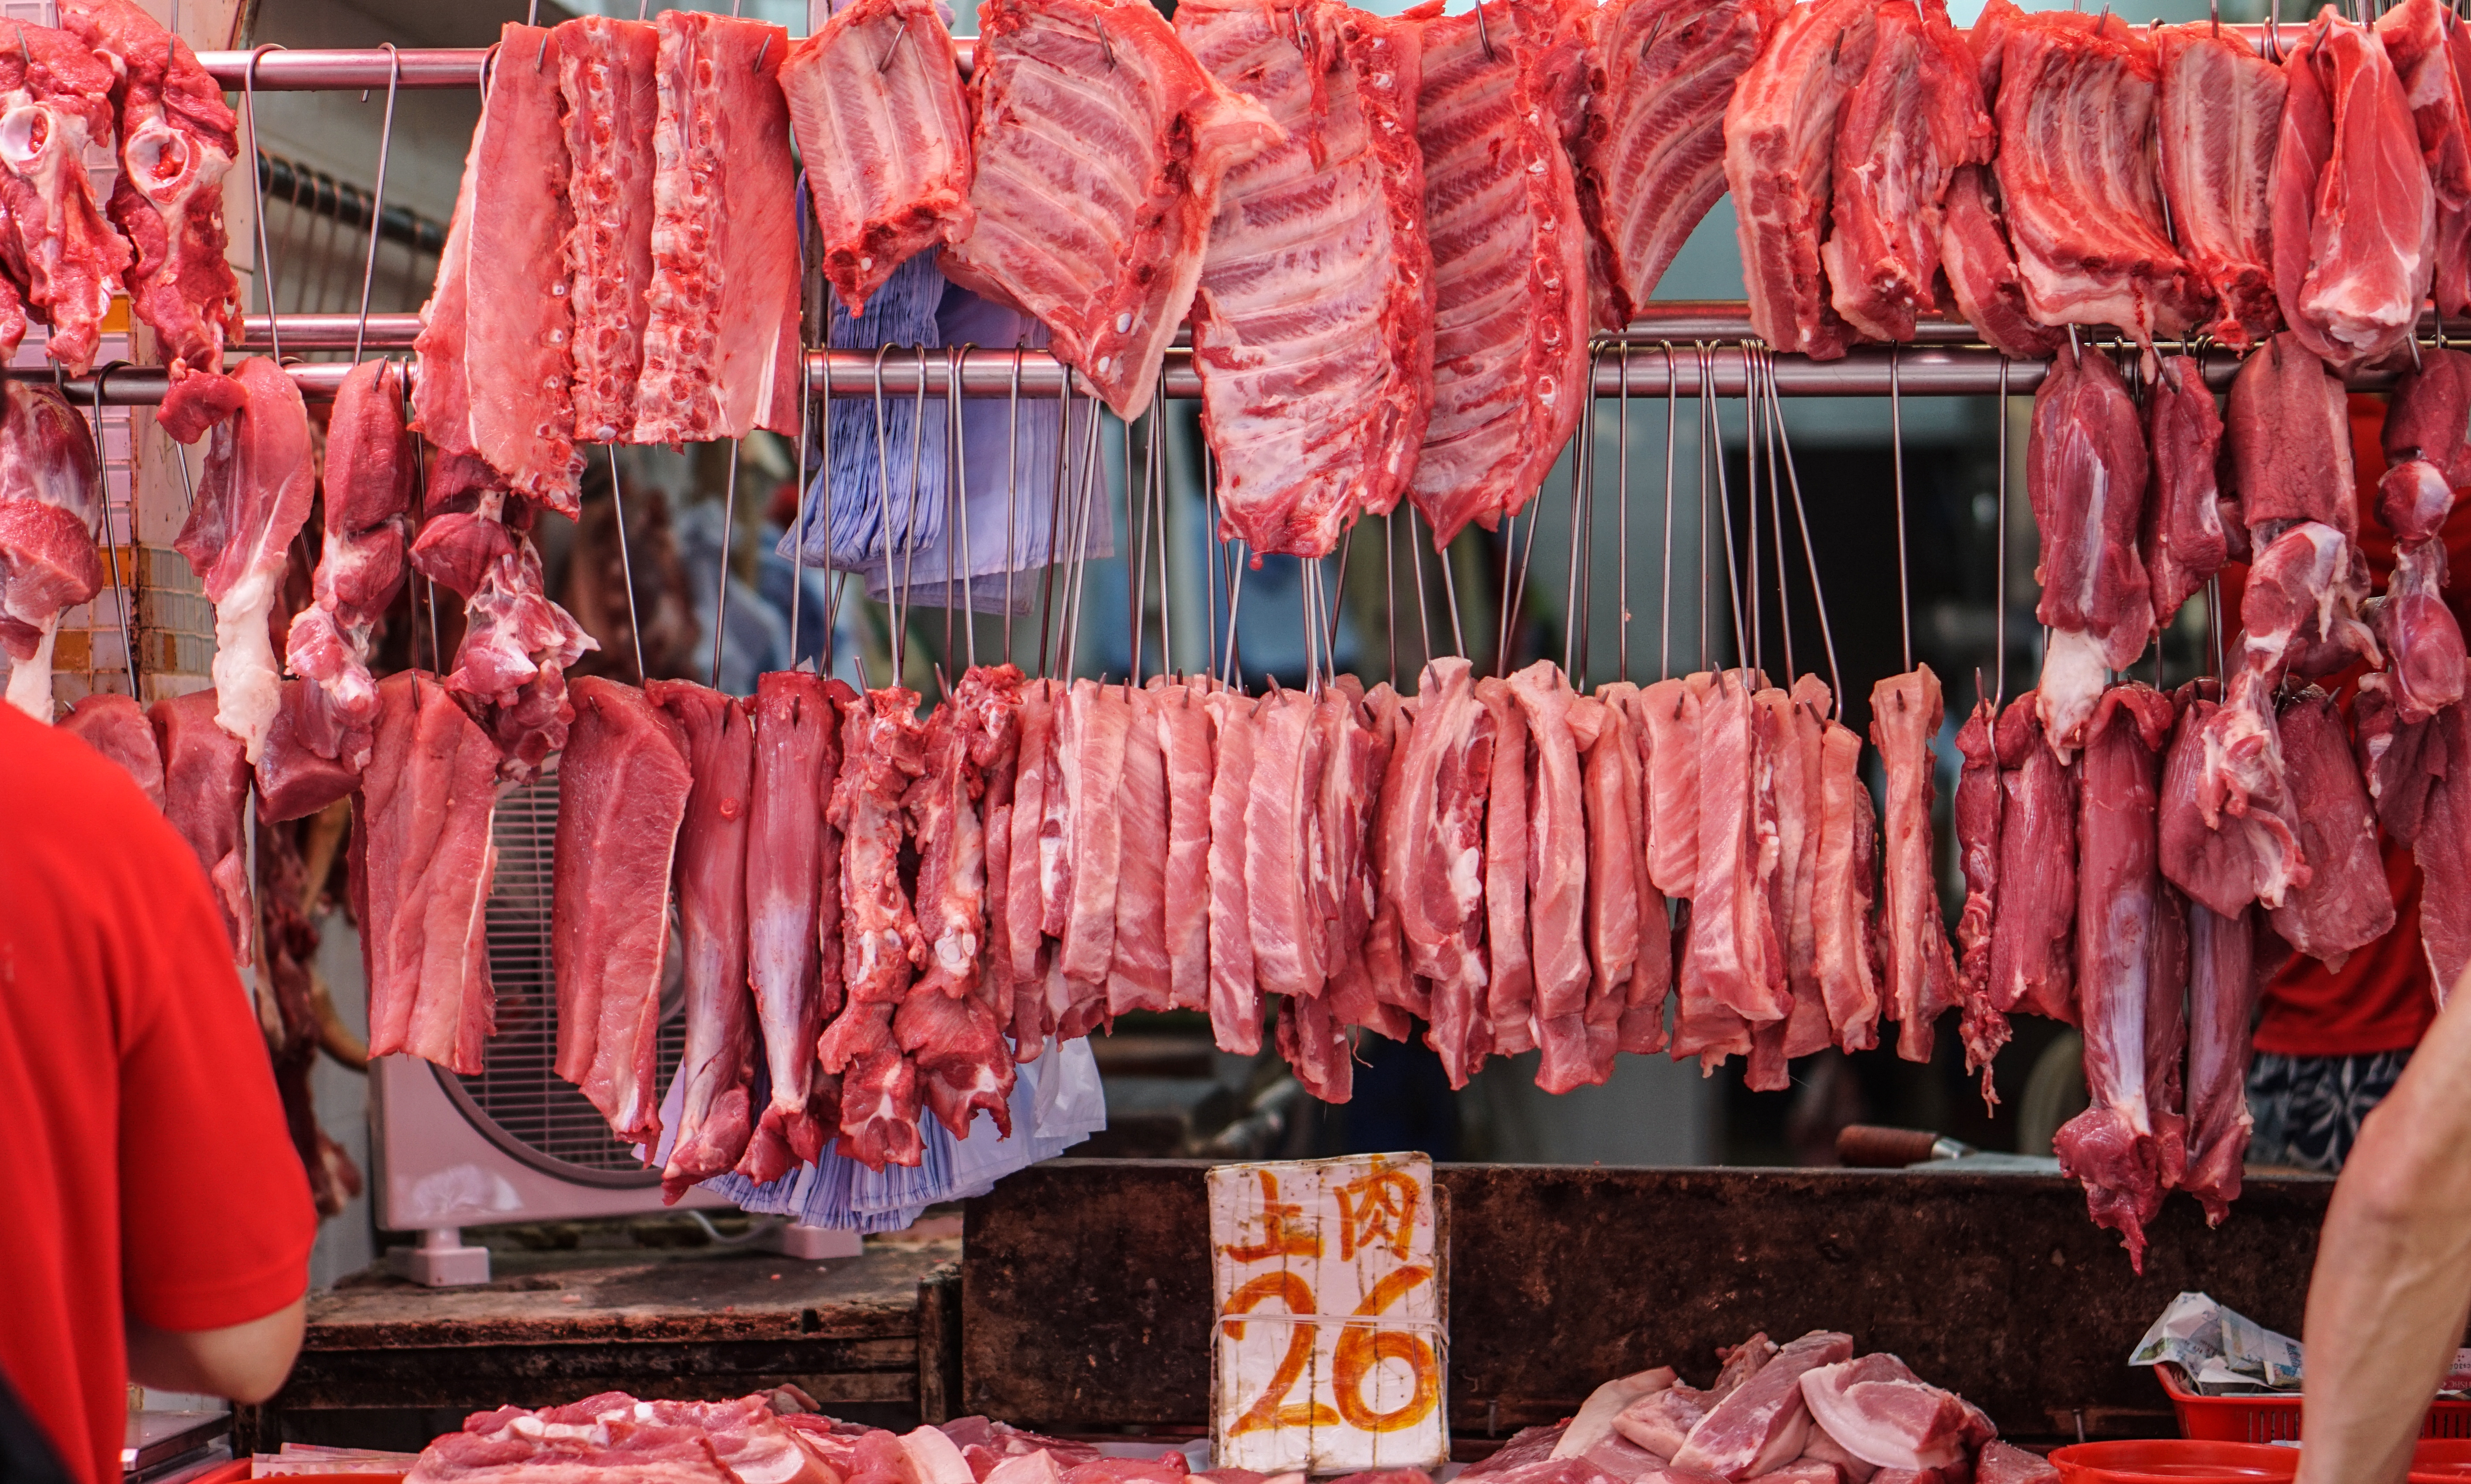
1573, 0, 1783, 327
1390, 659, 1494, 1084
0, 383, 101, 721
945, 0, 1281, 420
63, 0, 242, 376
1812, 711, 1883, 1049
1407, 0, 1591, 546
647, 680, 756, 1200
637, 11, 802, 444
1871, 666, 1961, 1063
739, 671, 841, 1181
785, 0, 975, 318
0, 19, 130, 373
2154, 25, 2285, 349
355, 673, 504, 1075
555, 16, 659, 445
552, 677, 692, 1146
1477, 675, 1532, 1058
1723, 0, 1878, 360
150, 688, 253, 971
1183, 0, 1433, 559
173, 357, 316, 762
286, 360, 412, 770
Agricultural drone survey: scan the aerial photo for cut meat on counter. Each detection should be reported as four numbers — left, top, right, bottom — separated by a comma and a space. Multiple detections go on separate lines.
1798, 1353, 1996, 1473
2153, 25, 2284, 349
637, 10, 802, 444
151, 688, 252, 969
2181, 900, 2256, 1226
1573, 0, 1784, 327
446, 540, 597, 782
740, 670, 848, 1181
2271, 687, 2395, 965
174, 357, 317, 763
554, 16, 659, 447
822, 685, 929, 1169
0, 19, 131, 372
63, 0, 243, 377
412, 22, 582, 517
648, 680, 757, 1201
1723, 0, 1878, 360
944, 0, 1281, 420
287, 360, 413, 771
357, 672, 504, 1074
1182, 0, 1433, 560
782, 0, 974, 318
2052, 684, 2176, 1271
1988, 693, 2074, 1024
0, 383, 102, 721
553, 677, 693, 1146
1979, 1, 2204, 342
1939, 163, 2063, 359
1671, 1329, 1853, 1478
2271, 10, 2435, 371
2142, 353, 2228, 630
1407, 0, 1591, 546
1820, 0, 1991, 343
60, 692, 163, 806
2227, 332, 2357, 540
2027, 344, 2153, 757
1871, 666, 1959, 1063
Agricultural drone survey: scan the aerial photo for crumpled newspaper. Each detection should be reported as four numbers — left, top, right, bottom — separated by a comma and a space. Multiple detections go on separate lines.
2129, 1292, 2306, 1393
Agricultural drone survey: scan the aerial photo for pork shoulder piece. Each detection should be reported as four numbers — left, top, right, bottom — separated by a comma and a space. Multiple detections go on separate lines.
2155, 25, 2285, 349
946, 0, 1281, 420
1407, 0, 1592, 547
1954, 695, 2007, 1098
2142, 354, 2229, 632
1478, 675, 1534, 1058
647, 680, 756, 1200
1575, 0, 1784, 327
2052, 682, 2176, 1271
554, 17, 659, 446
0, 382, 102, 722
637, 10, 802, 444
1871, 666, 1962, 1063
151, 687, 253, 971
0, 20, 131, 374
739, 670, 839, 1182
2271, 10, 2435, 371
1723, 0, 1878, 360
1183, 0, 1433, 560
62, 0, 242, 377
1983, 0, 2207, 342
1938, 164, 2063, 359
175, 357, 317, 763
784, 0, 975, 318
60, 692, 162, 806
553, 676, 692, 1145
2027, 344, 2154, 758
1795, 1354, 1995, 1473
1988, 691, 2075, 1023
287, 360, 413, 771
1821, 0, 1991, 344
2271, 686, 2397, 964
2182, 900, 2257, 1226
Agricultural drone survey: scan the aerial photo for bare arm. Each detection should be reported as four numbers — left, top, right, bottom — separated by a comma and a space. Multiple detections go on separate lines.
2294, 983, 2471, 1484
125, 1295, 307, 1404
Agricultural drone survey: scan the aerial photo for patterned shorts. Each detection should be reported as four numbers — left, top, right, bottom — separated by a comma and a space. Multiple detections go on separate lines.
2246, 1048, 2415, 1173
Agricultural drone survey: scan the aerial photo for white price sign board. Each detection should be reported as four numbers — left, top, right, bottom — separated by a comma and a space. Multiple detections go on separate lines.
1206, 1153, 1448, 1475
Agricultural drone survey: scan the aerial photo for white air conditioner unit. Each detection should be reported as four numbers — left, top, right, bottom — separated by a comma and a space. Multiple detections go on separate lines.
371, 760, 857, 1285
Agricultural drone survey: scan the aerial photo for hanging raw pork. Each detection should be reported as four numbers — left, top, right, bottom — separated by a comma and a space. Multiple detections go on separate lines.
446, 539, 597, 782
1871, 666, 1961, 1063
2374, 0, 2471, 316
554, 16, 659, 446
1938, 163, 2062, 359
61, 692, 163, 805
1954, 696, 2005, 1094
2143, 353, 2229, 629
0, 383, 102, 721
1384, 658, 1494, 1085
1987, 692, 2075, 1025
1723, 0, 1878, 360
945, 0, 1281, 420
0, 18, 131, 371
2027, 345, 2154, 757
2154, 24, 2285, 349
284, 360, 413, 771
152, 688, 252, 970
821, 685, 930, 1169
1181, 0, 1433, 559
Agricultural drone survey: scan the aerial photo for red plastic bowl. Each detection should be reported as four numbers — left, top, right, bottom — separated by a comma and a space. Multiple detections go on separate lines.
2412, 1438, 2471, 1480
2050, 1440, 2300, 1482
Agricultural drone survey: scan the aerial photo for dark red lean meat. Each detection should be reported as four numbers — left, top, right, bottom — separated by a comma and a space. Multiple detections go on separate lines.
2370, 538, 2467, 723
1872, 666, 1962, 1063
739, 671, 841, 1182
2143, 354, 2228, 631
2227, 332, 2359, 541
2029, 345, 2154, 758
2154, 25, 2285, 349
287, 360, 413, 771
2182, 901, 2257, 1225
150, 687, 252, 971
647, 680, 756, 1200
2376, 0, 2471, 317
2271, 687, 2396, 966
445, 539, 597, 782
1989, 691, 2076, 1024
59, 693, 162, 807
1954, 695, 2007, 1098
2177, 669, 2311, 915
2385, 346, 2471, 486
1722, 0, 1878, 360
0, 383, 102, 721
354, 673, 503, 1075
2413, 701, 2471, 1001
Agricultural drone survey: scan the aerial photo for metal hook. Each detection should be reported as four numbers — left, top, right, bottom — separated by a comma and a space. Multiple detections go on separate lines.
242, 45, 287, 362
1094, 14, 1116, 68
1473, 0, 1496, 62
756, 30, 774, 71
352, 44, 402, 367
874, 13, 910, 73
1889, 344, 1911, 674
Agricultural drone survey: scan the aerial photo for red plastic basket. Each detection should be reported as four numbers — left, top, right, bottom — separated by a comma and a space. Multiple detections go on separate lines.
2050, 1439, 2297, 1482
2158, 1365, 2471, 1443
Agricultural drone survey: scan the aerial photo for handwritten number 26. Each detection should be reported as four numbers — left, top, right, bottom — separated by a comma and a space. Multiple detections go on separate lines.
1223, 1266, 1438, 1437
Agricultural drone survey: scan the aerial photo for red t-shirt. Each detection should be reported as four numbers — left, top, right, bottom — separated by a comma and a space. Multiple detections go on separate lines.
0, 704, 317, 1484
2223, 396, 2464, 1057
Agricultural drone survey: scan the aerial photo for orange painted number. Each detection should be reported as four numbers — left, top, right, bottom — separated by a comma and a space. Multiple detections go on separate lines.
1223, 1272, 1341, 1437
1331, 1266, 1440, 1433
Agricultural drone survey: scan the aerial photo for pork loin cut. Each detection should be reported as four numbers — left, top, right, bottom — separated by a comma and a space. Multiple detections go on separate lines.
1871, 666, 1962, 1063
2027, 344, 2153, 757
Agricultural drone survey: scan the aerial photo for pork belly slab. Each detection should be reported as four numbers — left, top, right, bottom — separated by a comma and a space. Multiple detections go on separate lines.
1723, 0, 1877, 360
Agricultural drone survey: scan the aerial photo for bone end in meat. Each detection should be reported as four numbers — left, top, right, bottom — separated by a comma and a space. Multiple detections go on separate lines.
0, 383, 102, 721
0, 21, 133, 374
446, 538, 599, 782
554, 16, 660, 447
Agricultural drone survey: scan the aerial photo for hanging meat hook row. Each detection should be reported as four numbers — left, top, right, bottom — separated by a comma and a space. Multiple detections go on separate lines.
86, 362, 141, 698
353, 45, 403, 366
607, 446, 649, 684
1710, 342, 1749, 673
1767, 346, 1842, 715
897, 344, 934, 687
1001, 344, 1026, 665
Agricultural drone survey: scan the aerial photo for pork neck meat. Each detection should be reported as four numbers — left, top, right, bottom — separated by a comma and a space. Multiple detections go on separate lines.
1573, 0, 1784, 326
1872, 666, 1962, 1063
286, 360, 413, 770
1390, 659, 1495, 1085
1981, 1, 2205, 341
2271, 10, 2435, 371
1821, 0, 1992, 343
783, 0, 974, 318
1724, 0, 1878, 360
2272, 687, 2396, 964
554, 17, 659, 445
739, 671, 848, 1180
412, 23, 582, 516
63, 0, 241, 376
2052, 683, 2177, 1270
553, 677, 693, 1146
60, 692, 162, 805
0, 20, 131, 372
356, 673, 504, 1074
151, 688, 253, 968
2228, 331, 2358, 539
946, 0, 1281, 420
2028, 344, 2154, 757
446, 539, 597, 782
1988, 694, 2075, 1023
1954, 696, 2007, 1095
2154, 26, 2285, 349
1938, 163, 2063, 359
174, 358, 316, 762
647, 681, 757, 1199
2143, 354, 2229, 630
0, 383, 101, 721
637, 10, 802, 444
1183, 0, 1432, 560
1408, 0, 1592, 545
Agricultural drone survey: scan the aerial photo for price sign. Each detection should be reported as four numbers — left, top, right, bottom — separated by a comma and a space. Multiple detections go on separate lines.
1207, 1153, 1448, 1475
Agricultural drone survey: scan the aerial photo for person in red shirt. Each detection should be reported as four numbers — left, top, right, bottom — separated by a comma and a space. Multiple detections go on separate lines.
2220, 395, 2464, 1171
0, 703, 318, 1484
